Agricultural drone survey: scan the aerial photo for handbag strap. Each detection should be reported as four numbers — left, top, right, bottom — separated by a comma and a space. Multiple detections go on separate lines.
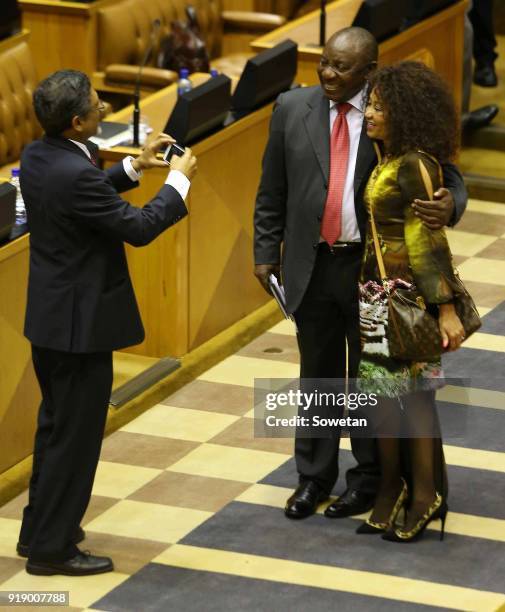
368, 146, 437, 284
369, 197, 388, 282
369, 143, 388, 282
418, 156, 434, 199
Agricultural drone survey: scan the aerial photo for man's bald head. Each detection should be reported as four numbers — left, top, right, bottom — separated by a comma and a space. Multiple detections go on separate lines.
326, 27, 378, 64
318, 27, 378, 103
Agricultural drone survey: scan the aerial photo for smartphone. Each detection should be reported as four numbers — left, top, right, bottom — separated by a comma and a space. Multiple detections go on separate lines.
163, 143, 185, 163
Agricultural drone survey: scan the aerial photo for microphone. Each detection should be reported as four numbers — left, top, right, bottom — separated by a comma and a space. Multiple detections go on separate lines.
133, 18, 161, 147
319, 0, 326, 47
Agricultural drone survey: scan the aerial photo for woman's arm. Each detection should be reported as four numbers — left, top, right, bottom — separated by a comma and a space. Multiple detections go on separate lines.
398, 152, 464, 350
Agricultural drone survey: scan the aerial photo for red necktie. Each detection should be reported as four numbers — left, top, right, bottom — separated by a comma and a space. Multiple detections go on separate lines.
320, 102, 352, 245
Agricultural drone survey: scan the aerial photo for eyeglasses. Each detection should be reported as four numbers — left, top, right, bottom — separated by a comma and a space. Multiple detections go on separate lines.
86, 100, 106, 116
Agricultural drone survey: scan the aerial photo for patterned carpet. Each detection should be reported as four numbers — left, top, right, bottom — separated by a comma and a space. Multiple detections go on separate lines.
0, 199, 504, 611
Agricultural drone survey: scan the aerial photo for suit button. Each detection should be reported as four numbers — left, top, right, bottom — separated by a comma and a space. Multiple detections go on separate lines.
313, 243, 318, 249
317, 214, 322, 221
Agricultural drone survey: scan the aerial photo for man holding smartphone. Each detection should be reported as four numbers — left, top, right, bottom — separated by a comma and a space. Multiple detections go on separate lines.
18, 69, 196, 576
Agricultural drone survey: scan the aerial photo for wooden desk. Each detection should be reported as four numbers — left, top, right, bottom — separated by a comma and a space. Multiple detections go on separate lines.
19, 0, 119, 79
99, 75, 271, 358
0, 227, 40, 475
252, 0, 466, 109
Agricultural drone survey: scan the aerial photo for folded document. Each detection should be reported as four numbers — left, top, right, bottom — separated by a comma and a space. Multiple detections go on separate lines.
268, 274, 292, 321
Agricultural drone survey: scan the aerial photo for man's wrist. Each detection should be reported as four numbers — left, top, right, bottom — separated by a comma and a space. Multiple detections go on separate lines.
447, 192, 457, 226
131, 156, 145, 173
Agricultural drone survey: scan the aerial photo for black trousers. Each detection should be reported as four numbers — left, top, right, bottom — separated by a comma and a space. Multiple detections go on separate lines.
19, 346, 113, 563
469, 0, 498, 66
293, 245, 380, 496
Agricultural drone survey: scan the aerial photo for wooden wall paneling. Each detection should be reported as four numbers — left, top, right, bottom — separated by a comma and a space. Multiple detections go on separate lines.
187, 106, 272, 350
0, 234, 40, 474
124, 175, 189, 359
19, 0, 119, 79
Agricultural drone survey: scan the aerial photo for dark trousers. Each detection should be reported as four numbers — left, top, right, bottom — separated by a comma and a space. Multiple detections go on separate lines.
293, 245, 380, 496
19, 346, 113, 563
469, 0, 498, 66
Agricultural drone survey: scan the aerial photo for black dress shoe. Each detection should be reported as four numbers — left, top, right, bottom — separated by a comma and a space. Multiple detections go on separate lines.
324, 489, 375, 518
462, 105, 499, 131
17, 526, 86, 559
285, 481, 328, 519
474, 64, 498, 87
26, 550, 113, 576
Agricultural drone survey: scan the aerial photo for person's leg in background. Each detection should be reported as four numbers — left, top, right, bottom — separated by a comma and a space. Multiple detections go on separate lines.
462, 1, 499, 131
470, 0, 499, 87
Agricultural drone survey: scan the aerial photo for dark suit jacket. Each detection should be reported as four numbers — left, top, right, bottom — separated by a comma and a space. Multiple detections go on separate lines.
254, 86, 468, 314
21, 136, 188, 353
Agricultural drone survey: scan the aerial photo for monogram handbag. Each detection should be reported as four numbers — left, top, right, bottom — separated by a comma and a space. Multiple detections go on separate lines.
368, 156, 481, 362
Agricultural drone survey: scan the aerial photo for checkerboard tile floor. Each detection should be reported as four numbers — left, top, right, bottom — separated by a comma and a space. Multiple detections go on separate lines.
0, 199, 504, 610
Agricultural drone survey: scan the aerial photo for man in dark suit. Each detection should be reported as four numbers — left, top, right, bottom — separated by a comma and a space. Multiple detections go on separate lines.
17, 70, 197, 575
254, 28, 467, 520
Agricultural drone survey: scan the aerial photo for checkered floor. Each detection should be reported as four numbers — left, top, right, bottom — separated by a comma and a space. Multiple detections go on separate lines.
0, 199, 504, 611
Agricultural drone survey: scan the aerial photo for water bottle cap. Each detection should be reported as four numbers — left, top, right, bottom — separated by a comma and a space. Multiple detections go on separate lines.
210, 69, 218, 77
11, 168, 20, 177
180, 68, 189, 78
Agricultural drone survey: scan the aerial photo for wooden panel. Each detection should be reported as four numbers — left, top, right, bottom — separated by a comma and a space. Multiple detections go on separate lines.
112, 171, 189, 359
252, 0, 361, 50
19, 0, 119, 78
187, 106, 271, 350
0, 233, 40, 474
223, 0, 256, 9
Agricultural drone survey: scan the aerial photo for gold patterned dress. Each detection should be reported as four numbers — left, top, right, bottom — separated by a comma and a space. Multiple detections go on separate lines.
358, 150, 460, 395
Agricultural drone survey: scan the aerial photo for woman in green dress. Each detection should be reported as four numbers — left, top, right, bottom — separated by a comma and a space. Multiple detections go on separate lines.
356, 62, 464, 542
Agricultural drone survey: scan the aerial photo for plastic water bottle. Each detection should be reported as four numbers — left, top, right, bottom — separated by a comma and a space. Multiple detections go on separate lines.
10, 168, 26, 224
210, 68, 218, 78
177, 68, 192, 96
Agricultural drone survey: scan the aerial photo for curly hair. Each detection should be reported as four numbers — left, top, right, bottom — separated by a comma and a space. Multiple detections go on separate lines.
368, 61, 459, 162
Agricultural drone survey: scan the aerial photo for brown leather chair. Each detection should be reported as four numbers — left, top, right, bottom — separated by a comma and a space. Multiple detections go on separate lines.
96, 0, 286, 93
0, 37, 42, 178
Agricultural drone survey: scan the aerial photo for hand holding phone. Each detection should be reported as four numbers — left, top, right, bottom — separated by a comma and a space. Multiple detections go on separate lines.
167, 146, 197, 180
163, 143, 186, 164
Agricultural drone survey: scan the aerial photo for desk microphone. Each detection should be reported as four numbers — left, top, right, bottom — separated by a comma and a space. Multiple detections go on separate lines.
319, 0, 326, 47
133, 18, 161, 147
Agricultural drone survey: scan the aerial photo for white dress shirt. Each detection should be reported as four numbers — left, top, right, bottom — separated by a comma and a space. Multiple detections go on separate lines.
68, 139, 191, 201
321, 87, 366, 243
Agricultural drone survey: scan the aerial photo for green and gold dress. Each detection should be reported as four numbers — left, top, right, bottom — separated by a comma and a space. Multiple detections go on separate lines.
358, 150, 459, 396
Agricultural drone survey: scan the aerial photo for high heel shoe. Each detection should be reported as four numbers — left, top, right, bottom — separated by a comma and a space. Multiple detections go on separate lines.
381, 492, 448, 543
356, 478, 408, 534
